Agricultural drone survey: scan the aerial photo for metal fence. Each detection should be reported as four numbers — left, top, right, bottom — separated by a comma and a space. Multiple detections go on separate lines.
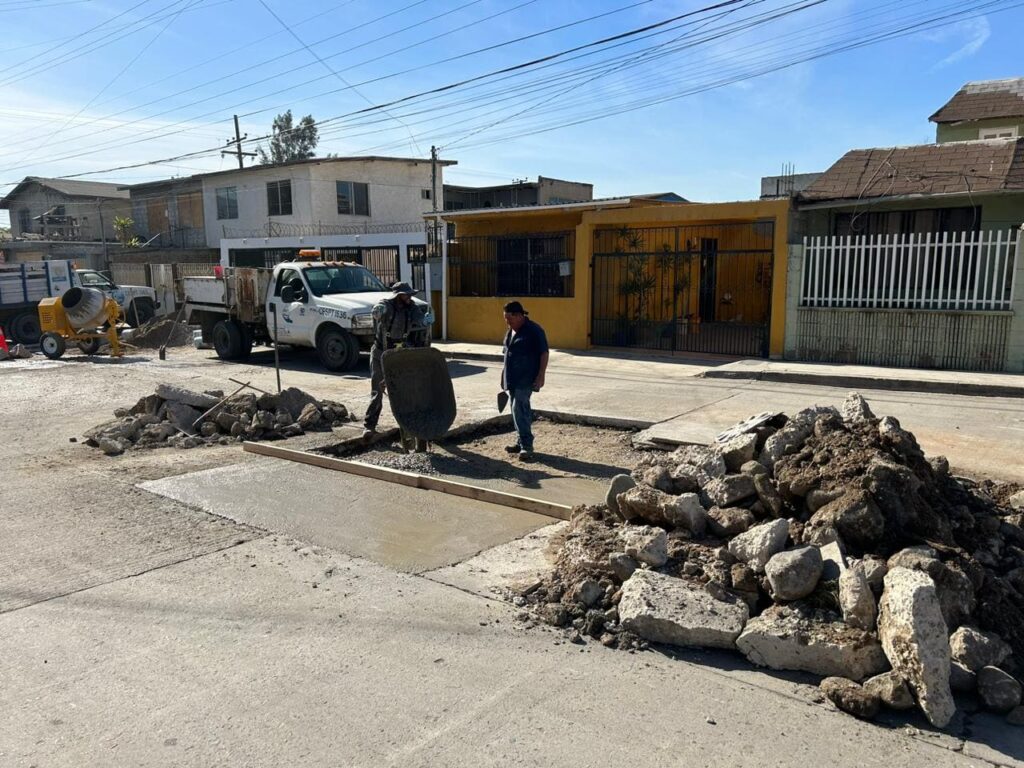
592, 222, 775, 356
801, 230, 1020, 311
447, 231, 575, 298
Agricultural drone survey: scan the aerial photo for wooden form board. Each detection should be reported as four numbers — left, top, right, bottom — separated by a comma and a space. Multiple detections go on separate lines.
243, 442, 573, 521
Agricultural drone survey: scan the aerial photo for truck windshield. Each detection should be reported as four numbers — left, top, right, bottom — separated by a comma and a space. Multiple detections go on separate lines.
303, 265, 386, 296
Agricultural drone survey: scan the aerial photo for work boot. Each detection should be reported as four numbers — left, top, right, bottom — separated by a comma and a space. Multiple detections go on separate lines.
518, 449, 534, 461
362, 427, 376, 441
504, 443, 521, 454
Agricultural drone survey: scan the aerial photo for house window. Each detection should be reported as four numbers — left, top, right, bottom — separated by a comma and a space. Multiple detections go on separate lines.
216, 186, 238, 220
17, 208, 30, 233
267, 180, 292, 216
979, 126, 1018, 140
421, 189, 432, 200
833, 207, 980, 237
336, 181, 369, 216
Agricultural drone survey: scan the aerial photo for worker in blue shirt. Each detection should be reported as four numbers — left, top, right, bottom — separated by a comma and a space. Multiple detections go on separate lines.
500, 301, 549, 460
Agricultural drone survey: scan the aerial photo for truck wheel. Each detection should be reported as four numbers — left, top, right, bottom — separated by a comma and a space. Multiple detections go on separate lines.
127, 299, 155, 328
40, 332, 66, 360
77, 338, 102, 355
9, 311, 41, 344
213, 319, 246, 360
317, 327, 359, 372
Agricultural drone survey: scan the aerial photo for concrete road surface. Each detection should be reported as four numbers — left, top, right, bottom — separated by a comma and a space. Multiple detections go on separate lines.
1, 346, 1022, 767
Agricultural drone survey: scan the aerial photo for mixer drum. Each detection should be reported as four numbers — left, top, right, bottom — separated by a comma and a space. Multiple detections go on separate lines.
62, 287, 108, 331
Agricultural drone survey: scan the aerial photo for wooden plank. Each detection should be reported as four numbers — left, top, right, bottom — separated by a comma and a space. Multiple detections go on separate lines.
242, 442, 573, 521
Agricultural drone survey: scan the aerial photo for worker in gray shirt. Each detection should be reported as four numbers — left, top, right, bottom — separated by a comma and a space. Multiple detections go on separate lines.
362, 282, 427, 438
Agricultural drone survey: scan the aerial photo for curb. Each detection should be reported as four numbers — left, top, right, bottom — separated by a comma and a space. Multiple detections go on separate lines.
699, 369, 1024, 399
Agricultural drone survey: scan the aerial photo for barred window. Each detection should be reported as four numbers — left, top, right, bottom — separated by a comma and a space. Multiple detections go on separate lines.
337, 181, 370, 216
216, 186, 238, 220
267, 180, 292, 217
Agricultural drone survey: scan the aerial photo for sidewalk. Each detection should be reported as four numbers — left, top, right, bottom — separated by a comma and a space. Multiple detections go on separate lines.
433, 341, 1024, 398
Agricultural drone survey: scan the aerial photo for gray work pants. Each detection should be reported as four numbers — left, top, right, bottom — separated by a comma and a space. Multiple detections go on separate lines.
363, 346, 386, 430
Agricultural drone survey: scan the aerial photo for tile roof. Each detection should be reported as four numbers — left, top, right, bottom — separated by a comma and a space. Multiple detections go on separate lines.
797, 138, 1024, 203
0, 176, 129, 207
930, 78, 1024, 123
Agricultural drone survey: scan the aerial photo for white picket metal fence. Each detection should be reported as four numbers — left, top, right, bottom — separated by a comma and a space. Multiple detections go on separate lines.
801, 230, 1020, 311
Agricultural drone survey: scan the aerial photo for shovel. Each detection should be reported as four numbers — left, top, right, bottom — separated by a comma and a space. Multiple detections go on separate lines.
497, 390, 509, 413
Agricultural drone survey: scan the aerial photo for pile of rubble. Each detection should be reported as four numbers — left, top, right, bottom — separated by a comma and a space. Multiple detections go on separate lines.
522, 394, 1024, 728
126, 318, 193, 349
84, 384, 352, 455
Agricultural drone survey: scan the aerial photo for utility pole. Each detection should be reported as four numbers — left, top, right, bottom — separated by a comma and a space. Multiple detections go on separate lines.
222, 115, 257, 169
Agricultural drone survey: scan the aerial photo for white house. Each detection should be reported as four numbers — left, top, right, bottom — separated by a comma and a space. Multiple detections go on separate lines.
204, 156, 454, 245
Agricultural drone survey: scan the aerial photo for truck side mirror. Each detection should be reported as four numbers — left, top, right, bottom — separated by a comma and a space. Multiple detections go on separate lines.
281, 285, 296, 303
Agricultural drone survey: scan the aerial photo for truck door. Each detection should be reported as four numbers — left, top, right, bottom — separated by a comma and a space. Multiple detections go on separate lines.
269, 267, 307, 341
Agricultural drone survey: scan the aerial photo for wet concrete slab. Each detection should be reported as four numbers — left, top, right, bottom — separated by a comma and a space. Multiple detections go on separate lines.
139, 457, 553, 573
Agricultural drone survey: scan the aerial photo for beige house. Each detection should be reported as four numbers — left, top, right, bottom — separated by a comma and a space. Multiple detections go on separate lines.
0, 177, 131, 242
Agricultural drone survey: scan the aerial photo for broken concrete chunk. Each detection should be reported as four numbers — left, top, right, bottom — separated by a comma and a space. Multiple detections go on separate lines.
977, 667, 1022, 714
706, 507, 755, 538
619, 525, 668, 568
860, 556, 887, 596
297, 402, 322, 429
608, 552, 638, 582
164, 401, 203, 433
729, 519, 789, 573
741, 460, 768, 478
668, 493, 707, 536
878, 567, 955, 728
277, 387, 319, 421
736, 605, 889, 681
809, 490, 885, 551
806, 488, 843, 514
765, 546, 823, 601
606, 474, 637, 517
640, 465, 674, 493
155, 383, 218, 410
97, 437, 126, 456
571, 579, 604, 607
704, 474, 757, 507
949, 626, 1012, 673
840, 565, 878, 631
619, 570, 748, 649
863, 671, 915, 710
720, 433, 758, 472
753, 474, 784, 518
841, 392, 875, 423
671, 445, 726, 479
821, 677, 880, 720
200, 422, 219, 438
669, 464, 703, 494
1009, 490, 1024, 512
819, 540, 848, 581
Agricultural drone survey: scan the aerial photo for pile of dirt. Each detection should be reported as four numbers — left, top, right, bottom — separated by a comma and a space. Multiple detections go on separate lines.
84, 384, 354, 455
128, 318, 193, 349
521, 393, 1024, 728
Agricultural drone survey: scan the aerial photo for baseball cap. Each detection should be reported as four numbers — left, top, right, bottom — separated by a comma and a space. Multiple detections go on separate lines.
503, 300, 528, 315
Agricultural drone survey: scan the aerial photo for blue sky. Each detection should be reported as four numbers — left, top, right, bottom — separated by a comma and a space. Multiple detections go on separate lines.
1, 0, 1022, 227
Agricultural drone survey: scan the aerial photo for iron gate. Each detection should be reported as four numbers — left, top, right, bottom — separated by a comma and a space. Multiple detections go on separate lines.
592, 222, 775, 356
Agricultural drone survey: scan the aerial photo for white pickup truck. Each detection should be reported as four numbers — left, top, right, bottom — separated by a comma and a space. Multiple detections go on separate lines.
0, 260, 158, 344
182, 260, 433, 371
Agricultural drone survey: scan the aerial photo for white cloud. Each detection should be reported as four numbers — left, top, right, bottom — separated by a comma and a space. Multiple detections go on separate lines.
924, 16, 991, 69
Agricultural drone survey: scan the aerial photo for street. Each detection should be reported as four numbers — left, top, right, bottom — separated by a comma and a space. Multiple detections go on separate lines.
2, 345, 1023, 767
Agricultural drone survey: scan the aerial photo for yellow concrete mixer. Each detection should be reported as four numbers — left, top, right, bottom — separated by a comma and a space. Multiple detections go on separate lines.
37, 286, 123, 359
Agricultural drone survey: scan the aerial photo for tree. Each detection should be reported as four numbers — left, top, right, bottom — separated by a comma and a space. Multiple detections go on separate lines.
113, 216, 141, 247
257, 110, 319, 164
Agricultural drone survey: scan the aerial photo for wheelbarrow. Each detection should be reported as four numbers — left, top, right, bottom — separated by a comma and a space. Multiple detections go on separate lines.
382, 346, 457, 453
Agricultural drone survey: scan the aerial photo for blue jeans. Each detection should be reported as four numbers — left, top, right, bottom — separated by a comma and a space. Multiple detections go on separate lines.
510, 387, 534, 451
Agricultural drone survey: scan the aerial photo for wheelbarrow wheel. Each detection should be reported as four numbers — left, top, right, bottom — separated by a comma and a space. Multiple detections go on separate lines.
40, 332, 66, 360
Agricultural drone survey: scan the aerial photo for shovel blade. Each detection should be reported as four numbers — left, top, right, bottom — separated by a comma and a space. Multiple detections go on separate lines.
497, 391, 509, 413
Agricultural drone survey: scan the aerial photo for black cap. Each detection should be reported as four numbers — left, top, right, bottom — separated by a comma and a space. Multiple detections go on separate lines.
503, 300, 528, 315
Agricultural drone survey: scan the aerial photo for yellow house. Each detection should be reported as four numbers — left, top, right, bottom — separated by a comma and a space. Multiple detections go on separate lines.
436, 197, 791, 357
